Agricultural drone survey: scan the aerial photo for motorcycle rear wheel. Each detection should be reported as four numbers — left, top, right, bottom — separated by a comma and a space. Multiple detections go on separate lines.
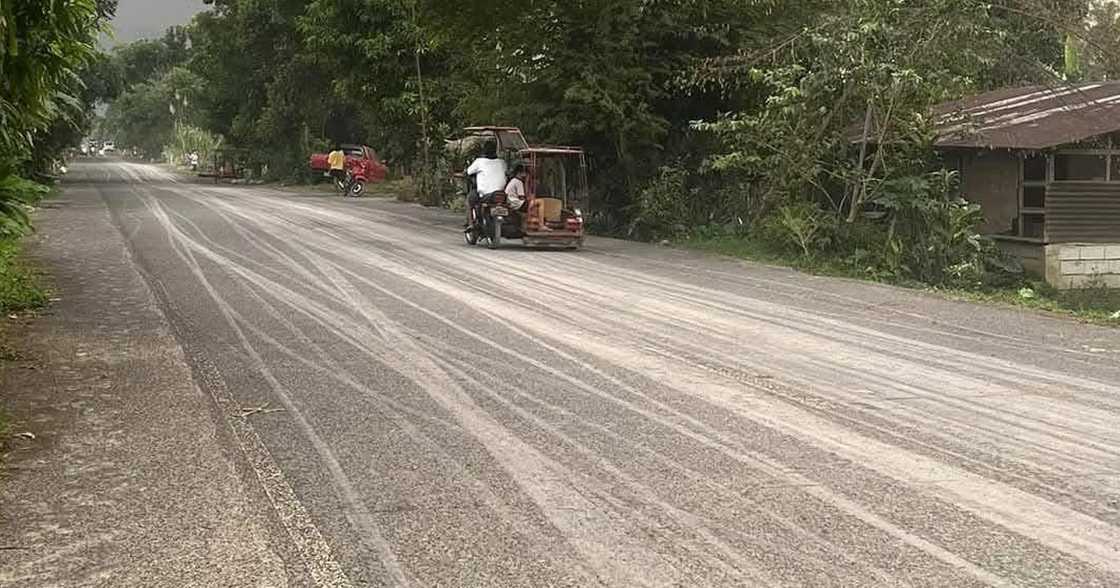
489, 216, 503, 249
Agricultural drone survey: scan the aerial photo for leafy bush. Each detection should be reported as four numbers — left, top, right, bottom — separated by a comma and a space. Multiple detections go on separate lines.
681, 167, 1022, 291
415, 147, 456, 207
628, 166, 694, 241
775, 201, 836, 258
0, 168, 49, 313
0, 169, 50, 238
866, 170, 1014, 287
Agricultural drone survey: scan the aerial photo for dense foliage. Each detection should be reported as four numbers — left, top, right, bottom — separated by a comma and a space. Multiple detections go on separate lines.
0, 0, 115, 235
94, 0, 1113, 286
0, 0, 113, 311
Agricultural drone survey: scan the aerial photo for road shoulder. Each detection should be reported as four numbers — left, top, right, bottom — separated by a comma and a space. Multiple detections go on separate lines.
0, 182, 288, 586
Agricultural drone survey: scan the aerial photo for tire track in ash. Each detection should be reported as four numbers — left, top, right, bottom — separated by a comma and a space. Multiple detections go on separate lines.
124, 168, 1120, 582
266, 236, 1053, 585
288, 219, 1120, 582
253, 189, 1120, 367
216, 191, 1120, 481
102, 168, 353, 588
418, 334, 1007, 587
185, 184, 1120, 546
273, 236, 990, 582
481, 252, 1120, 504
133, 187, 409, 586
153, 182, 954, 582
329, 231, 1120, 468
166, 188, 789, 583
342, 231, 1120, 456
138, 182, 684, 586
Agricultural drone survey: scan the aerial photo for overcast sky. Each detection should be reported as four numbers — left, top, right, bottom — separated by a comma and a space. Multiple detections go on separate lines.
109, 0, 207, 45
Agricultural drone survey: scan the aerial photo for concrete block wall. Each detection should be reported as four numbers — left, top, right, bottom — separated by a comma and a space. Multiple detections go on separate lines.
1045, 243, 1120, 289
993, 239, 1044, 276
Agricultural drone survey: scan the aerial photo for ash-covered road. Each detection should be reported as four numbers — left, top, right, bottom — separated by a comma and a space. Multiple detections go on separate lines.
32, 161, 1120, 586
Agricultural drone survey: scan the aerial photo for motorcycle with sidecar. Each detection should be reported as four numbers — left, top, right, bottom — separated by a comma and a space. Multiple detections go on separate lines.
452, 127, 588, 250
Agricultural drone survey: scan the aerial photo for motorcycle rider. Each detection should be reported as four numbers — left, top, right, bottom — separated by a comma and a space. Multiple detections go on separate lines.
327, 143, 347, 193
466, 140, 507, 216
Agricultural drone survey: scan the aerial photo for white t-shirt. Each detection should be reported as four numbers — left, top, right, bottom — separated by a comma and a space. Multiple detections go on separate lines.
505, 177, 526, 209
467, 157, 508, 195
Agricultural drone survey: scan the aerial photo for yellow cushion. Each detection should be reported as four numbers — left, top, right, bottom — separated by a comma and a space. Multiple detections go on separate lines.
537, 198, 563, 222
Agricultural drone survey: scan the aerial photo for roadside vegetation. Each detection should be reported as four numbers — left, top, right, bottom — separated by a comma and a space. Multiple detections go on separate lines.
87, 0, 1120, 320
684, 231, 1120, 324
0, 231, 49, 316
956, 283, 1120, 324
0, 1, 115, 316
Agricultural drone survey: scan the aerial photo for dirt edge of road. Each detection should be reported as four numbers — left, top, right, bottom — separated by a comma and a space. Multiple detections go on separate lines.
0, 182, 294, 586
102, 189, 355, 587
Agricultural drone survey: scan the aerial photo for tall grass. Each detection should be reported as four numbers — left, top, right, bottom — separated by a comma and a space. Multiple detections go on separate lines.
0, 167, 48, 313
163, 122, 223, 170
0, 234, 47, 314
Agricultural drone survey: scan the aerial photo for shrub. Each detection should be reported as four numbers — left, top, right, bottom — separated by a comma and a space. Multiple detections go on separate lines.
866, 170, 1014, 287
775, 201, 836, 258
628, 166, 694, 241
0, 169, 50, 238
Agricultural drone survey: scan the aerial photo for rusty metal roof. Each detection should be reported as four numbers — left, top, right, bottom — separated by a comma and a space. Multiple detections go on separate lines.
933, 81, 1120, 150
462, 126, 523, 132
520, 146, 584, 155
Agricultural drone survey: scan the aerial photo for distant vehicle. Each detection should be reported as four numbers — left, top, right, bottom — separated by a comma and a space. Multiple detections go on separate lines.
308, 144, 388, 197
100, 142, 116, 156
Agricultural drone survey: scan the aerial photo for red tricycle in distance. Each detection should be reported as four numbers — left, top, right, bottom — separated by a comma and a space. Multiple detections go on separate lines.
451, 127, 588, 250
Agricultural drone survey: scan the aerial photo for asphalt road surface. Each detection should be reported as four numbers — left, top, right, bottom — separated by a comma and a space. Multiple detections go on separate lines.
48, 161, 1120, 586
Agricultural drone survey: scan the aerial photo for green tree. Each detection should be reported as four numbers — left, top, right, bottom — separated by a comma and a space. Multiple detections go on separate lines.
0, 0, 114, 231
111, 26, 190, 88
104, 66, 208, 159
190, 0, 321, 177
94, 0, 1091, 273
1080, 0, 1120, 79
1, 0, 105, 160
427, 0, 797, 219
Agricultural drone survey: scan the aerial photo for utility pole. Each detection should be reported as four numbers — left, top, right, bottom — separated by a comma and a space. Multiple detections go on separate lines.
412, 0, 432, 202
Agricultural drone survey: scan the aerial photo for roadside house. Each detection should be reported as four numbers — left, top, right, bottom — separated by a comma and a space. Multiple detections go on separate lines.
930, 82, 1120, 288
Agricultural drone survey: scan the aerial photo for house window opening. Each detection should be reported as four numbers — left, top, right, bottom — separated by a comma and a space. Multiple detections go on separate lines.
1018, 154, 1047, 240
1054, 153, 1107, 181
1023, 185, 1046, 208
1021, 213, 1045, 239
